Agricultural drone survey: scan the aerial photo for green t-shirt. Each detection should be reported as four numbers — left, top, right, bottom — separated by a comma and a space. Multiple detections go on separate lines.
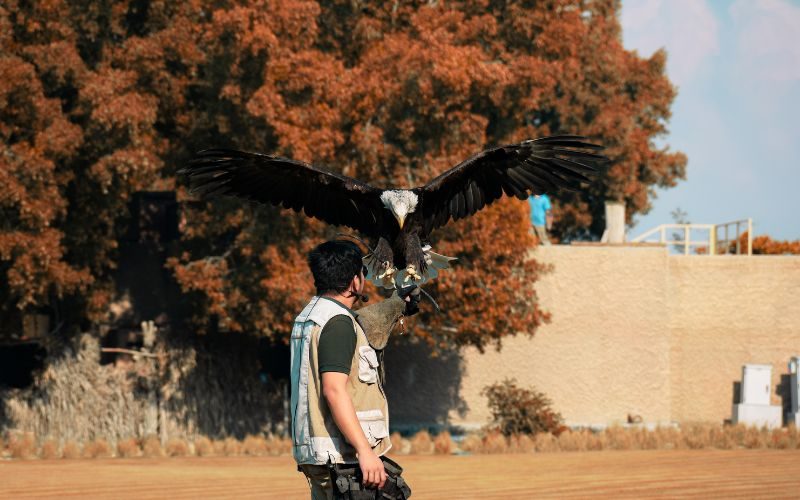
317, 313, 357, 375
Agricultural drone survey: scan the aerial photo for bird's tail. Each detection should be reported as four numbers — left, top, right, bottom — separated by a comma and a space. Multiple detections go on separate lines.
395, 246, 458, 287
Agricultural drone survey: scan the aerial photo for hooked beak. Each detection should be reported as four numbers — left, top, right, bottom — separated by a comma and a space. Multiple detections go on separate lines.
397, 214, 405, 229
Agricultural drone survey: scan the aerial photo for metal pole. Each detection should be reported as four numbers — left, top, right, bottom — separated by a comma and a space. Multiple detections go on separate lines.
684, 225, 690, 255
710, 225, 716, 255
736, 222, 741, 255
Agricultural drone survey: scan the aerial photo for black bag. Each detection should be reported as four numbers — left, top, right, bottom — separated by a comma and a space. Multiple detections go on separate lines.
328, 456, 412, 499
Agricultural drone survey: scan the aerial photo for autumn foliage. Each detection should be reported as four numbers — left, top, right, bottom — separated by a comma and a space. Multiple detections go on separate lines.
1, 0, 685, 350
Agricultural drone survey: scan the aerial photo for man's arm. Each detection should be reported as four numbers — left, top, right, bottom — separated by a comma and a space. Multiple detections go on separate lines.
322, 372, 387, 489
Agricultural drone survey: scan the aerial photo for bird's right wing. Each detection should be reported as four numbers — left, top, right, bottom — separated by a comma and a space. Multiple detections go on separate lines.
178, 149, 388, 236
419, 135, 609, 233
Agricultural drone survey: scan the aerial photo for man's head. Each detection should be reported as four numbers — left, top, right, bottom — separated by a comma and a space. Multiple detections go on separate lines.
308, 240, 366, 297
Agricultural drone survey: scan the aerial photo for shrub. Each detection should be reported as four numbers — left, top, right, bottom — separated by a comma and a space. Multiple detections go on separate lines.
62, 441, 81, 459
40, 439, 60, 459
83, 439, 112, 458
508, 433, 535, 453
243, 435, 268, 456
409, 430, 433, 455
459, 434, 483, 454
482, 431, 508, 454
8, 432, 37, 460
222, 437, 242, 456
533, 432, 559, 452
481, 379, 564, 436
165, 438, 190, 457
557, 430, 588, 452
142, 435, 164, 457
117, 438, 141, 458
433, 431, 453, 455
194, 436, 214, 457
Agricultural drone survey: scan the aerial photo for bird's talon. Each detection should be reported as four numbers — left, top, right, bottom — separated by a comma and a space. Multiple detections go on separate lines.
404, 264, 422, 283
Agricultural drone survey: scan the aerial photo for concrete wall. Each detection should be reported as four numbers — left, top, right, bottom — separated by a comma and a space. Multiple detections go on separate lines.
387, 246, 800, 430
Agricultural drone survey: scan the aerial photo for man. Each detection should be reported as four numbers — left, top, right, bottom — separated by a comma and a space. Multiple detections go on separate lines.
290, 240, 416, 499
528, 193, 552, 245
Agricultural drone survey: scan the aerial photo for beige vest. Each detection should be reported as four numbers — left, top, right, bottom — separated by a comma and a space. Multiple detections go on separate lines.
290, 296, 392, 465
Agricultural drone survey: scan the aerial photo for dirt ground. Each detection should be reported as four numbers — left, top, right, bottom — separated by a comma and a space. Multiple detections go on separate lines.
1, 449, 798, 499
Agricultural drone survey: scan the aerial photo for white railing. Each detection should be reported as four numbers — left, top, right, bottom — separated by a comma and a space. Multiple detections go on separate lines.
630, 218, 752, 256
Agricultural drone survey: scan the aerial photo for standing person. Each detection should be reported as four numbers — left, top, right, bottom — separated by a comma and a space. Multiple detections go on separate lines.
528, 193, 552, 245
291, 240, 414, 499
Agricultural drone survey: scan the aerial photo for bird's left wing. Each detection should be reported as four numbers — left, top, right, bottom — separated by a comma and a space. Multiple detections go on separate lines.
419, 135, 609, 233
178, 149, 387, 236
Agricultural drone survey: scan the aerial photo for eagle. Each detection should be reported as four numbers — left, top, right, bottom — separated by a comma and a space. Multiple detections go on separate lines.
178, 135, 608, 288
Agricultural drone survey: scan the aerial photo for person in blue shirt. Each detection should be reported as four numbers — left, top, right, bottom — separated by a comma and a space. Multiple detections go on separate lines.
528, 194, 552, 245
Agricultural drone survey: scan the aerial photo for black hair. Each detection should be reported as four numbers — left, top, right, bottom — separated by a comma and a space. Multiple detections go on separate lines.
307, 240, 364, 295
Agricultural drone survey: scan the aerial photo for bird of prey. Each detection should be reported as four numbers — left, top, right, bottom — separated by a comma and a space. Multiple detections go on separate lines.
178, 135, 608, 288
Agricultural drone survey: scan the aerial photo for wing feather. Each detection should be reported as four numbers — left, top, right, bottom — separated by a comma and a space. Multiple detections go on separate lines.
420, 135, 608, 231
178, 149, 387, 236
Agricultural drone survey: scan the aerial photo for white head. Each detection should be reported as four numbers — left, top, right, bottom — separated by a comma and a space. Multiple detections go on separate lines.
380, 190, 419, 229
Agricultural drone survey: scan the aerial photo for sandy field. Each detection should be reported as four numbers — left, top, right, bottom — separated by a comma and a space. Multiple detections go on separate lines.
1, 449, 798, 499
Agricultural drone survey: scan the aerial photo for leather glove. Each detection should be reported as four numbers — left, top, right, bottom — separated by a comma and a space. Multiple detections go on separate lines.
397, 284, 422, 316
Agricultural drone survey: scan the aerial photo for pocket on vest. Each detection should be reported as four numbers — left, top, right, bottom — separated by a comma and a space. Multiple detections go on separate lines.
357, 345, 379, 384
356, 409, 389, 447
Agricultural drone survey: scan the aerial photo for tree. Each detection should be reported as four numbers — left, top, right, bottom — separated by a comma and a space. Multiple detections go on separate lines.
1, 0, 685, 351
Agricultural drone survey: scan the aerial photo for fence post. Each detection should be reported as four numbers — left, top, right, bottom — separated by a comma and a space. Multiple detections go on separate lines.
684, 225, 690, 255
748, 218, 753, 256
710, 225, 716, 255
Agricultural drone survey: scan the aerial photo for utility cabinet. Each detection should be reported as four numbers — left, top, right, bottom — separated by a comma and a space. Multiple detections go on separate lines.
732, 363, 781, 429
741, 364, 772, 405
790, 357, 800, 427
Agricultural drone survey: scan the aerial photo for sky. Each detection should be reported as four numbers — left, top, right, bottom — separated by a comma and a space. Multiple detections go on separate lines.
620, 0, 800, 240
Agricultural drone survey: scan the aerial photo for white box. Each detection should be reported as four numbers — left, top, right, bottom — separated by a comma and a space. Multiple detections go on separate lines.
741, 364, 772, 406
732, 404, 782, 429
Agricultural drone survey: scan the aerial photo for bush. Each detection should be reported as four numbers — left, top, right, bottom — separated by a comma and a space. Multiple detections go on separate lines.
409, 430, 433, 455
243, 435, 268, 456
117, 438, 141, 458
8, 432, 37, 459
508, 433, 535, 453
62, 441, 81, 459
83, 439, 112, 458
165, 438, 190, 457
433, 431, 454, 455
482, 431, 508, 454
40, 439, 60, 459
194, 436, 214, 457
142, 435, 164, 457
459, 434, 483, 453
481, 379, 564, 436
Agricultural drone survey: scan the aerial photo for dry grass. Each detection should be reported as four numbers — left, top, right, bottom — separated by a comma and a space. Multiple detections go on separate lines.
62, 441, 81, 459
9, 432, 37, 459
508, 433, 536, 453
117, 438, 141, 458
534, 432, 559, 453
83, 439, 112, 459
194, 436, 214, 457
6, 422, 796, 462
165, 438, 190, 457
266, 435, 292, 456
409, 430, 433, 455
459, 434, 483, 454
222, 437, 242, 456
142, 435, 164, 458
482, 431, 508, 454
433, 431, 453, 455
40, 439, 60, 459
242, 435, 268, 456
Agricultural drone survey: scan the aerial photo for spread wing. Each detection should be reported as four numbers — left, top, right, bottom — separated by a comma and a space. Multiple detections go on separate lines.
419, 135, 609, 233
178, 149, 388, 237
